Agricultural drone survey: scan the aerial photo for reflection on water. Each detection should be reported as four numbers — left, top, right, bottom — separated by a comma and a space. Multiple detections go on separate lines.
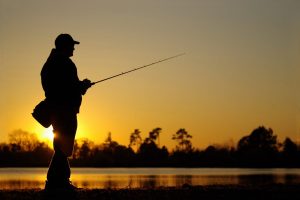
0, 168, 300, 189
0, 180, 42, 190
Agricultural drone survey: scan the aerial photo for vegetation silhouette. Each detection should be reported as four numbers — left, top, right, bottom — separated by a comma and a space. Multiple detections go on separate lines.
0, 126, 299, 167
129, 129, 142, 152
237, 126, 279, 167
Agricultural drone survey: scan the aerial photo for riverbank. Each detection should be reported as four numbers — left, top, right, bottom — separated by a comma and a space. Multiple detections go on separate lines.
1, 184, 300, 200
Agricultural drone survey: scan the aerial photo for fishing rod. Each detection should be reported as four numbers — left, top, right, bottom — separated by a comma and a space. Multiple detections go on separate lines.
91, 53, 185, 86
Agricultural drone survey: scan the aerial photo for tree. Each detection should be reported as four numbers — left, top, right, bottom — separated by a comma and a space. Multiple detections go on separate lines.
137, 128, 168, 166
78, 138, 94, 160
282, 137, 298, 154
129, 129, 142, 151
237, 126, 279, 166
172, 128, 193, 152
8, 129, 39, 151
104, 132, 119, 150
237, 126, 278, 152
282, 137, 299, 166
147, 127, 162, 146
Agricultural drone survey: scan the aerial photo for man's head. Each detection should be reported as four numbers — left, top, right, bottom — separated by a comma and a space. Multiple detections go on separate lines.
55, 34, 80, 57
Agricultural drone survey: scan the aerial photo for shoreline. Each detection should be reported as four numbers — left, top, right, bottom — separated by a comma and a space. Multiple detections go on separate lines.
1, 184, 300, 200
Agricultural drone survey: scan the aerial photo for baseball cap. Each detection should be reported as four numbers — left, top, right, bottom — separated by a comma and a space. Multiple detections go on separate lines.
55, 34, 80, 48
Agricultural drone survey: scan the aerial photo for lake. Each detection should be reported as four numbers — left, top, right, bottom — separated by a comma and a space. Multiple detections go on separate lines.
0, 168, 300, 189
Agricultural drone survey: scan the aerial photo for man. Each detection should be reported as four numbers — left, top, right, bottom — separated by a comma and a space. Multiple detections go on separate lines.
41, 34, 91, 190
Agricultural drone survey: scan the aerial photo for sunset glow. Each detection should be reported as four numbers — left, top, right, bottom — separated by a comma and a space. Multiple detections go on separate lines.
0, 0, 299, 149
40, 126, 54, 146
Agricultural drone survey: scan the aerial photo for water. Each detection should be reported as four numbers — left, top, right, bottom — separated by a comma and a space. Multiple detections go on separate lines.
0, 168, 300, 189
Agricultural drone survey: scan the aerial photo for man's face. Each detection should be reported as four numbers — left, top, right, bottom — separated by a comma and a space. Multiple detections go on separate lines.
65, 44, 75, 57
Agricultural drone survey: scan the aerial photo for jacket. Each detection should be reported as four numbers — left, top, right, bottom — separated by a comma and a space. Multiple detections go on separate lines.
41, 49, 84, 113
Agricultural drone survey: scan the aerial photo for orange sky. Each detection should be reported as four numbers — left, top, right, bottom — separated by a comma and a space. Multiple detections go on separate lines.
0, 0, 299, 149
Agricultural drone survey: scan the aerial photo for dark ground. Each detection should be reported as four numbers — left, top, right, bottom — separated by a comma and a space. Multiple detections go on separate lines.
0, 184, 300, 200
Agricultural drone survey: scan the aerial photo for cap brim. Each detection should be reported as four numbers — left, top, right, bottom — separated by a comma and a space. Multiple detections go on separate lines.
74, 41, 80, 44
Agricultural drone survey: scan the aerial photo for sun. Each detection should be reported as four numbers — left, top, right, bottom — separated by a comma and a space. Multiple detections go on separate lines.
42, 126, 54, 142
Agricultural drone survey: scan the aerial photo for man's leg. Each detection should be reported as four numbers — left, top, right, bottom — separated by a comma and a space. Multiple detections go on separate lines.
47, 148, 70, 183
46, 111, 77, 189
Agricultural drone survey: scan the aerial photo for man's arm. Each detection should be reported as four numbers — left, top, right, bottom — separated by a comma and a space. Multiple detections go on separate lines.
80, 79, 92, 95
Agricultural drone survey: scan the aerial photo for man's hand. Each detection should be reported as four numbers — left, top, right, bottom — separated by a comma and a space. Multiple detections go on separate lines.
81, 78, 92, 95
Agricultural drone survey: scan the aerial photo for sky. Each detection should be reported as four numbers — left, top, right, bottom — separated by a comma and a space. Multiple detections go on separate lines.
0, 0, 299, 149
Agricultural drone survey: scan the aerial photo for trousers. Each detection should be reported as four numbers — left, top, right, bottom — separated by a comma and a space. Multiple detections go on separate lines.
47, 110, 77, 183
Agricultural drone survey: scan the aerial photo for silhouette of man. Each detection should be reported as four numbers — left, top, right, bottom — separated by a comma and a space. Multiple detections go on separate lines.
41, 34, 91, 191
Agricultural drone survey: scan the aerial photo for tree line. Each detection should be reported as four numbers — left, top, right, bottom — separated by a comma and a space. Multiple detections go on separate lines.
0, 126, 299, 167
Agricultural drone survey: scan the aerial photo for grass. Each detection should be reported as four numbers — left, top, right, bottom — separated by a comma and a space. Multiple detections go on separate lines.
0, 184, 300, 200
